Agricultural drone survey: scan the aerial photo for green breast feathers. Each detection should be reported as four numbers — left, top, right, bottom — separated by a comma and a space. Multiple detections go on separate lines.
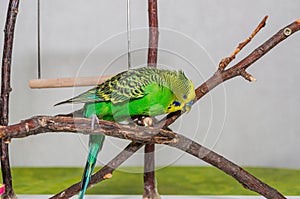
56, 66, 195, 120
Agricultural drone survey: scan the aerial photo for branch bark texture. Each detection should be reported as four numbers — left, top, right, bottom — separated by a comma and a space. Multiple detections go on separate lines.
1, 0, 20, 198
48, 18, 300, 198
145, 0, 160, 198
147, 0, 159, 67
50, 142, 144, 199
0, 11, 299, 199
0, 116, 286, 199
161, 18, 300, 128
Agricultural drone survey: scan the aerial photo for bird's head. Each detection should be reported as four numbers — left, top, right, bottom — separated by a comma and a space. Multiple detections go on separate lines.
167, 71, 196, 114
180, 79, 195, 113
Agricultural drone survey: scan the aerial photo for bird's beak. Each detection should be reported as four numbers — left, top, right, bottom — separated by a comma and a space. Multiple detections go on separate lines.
184, 105, 191, 113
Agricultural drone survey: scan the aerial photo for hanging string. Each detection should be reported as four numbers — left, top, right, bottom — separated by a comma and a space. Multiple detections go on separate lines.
37, 0, 41, 79
127, 0, 132, 69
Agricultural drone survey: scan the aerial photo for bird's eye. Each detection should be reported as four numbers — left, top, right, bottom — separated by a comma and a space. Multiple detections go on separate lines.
183, 94, 187, 100
173, 101, 181, 106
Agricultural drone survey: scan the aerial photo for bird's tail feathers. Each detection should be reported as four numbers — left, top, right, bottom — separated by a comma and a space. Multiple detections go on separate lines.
78, 134, 105, 199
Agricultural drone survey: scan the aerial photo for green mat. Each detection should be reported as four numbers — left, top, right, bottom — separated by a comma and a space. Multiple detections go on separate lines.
1, 166, 300, 195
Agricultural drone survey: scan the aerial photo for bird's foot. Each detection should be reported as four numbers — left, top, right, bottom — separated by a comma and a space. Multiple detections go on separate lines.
90, 114, 100, 130
132, 116, 158, 127
142, 117, 153, 127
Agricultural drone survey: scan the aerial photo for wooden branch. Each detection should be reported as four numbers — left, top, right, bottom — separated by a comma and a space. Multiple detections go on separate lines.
0, 116, 286, 199
1, 15, 297, 199
160, 18, 300, 128
146, 0, 160, 198
218, 16, 268, 71
0, 0, 20, 198
168, 134, 286, 199
197, 18, 300, 98
29, 76, 111, 88
0, 116, 176, 144
147, 0, 159, 67
44, 18, 299, 198
50, 142, 144, 199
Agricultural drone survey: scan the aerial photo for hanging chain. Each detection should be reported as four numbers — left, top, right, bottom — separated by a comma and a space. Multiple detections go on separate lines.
127, 0, 132, 69
37, 0, 41, 79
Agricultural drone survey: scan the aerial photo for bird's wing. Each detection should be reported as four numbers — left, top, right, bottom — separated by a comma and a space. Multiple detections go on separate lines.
98, 69, 154, 104
55, 69, 158, 105
54, 86, 106, 106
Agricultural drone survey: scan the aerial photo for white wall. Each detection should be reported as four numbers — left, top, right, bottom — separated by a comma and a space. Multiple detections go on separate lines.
0, 0, 299, 169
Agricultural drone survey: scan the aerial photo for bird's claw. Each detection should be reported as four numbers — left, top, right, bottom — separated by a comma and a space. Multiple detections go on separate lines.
142, 117, 153, 127
132, 116, 154, 127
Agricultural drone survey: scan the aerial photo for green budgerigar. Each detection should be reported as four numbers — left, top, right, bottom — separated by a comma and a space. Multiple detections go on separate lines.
56, 66, 195, 199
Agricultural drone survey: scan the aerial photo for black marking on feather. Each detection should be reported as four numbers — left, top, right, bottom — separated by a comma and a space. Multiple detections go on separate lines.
55, 66, 193, 106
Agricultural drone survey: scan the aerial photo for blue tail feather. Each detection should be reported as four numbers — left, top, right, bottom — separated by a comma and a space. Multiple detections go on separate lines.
78, 134, 105, 199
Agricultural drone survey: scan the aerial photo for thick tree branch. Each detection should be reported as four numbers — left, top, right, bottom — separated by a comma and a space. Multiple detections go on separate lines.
0, 116, 175, 144
147, 0, 159, 67
146, 0, 160, 198
0, 116, 286, 199
0, 0, 20, 198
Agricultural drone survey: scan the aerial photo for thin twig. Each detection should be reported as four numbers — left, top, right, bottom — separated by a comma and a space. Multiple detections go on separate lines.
0, 0, 20, 198
219, 16, 268, 71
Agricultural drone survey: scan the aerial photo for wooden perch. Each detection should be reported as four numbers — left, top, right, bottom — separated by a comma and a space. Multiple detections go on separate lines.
0, 116, 175, 143
0, 116, 286, 199
29, 76, 111, 88
0, 2, 299, 197
3, 17, 297, 199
